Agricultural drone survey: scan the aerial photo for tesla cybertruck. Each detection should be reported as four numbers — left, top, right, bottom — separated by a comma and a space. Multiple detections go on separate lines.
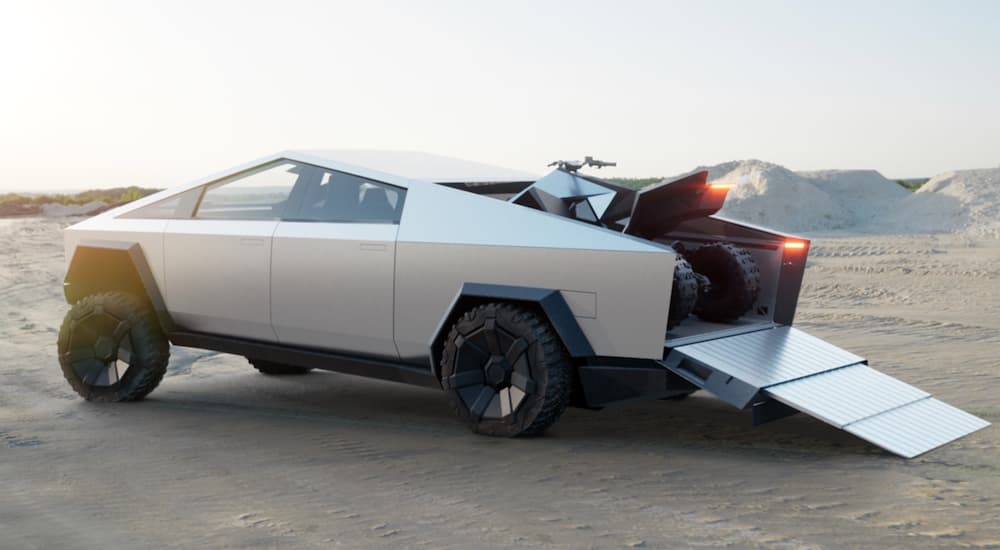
59, 150, 988, 456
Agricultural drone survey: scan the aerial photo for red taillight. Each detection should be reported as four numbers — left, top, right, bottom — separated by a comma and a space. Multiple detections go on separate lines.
784, 240, 807, 250
708, 182, 736, 191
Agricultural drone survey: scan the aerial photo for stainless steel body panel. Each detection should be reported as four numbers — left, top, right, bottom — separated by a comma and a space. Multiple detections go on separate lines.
271, 221, 399, 358
62, 219, 169, 293
396, 181, 666, 252
667, 327, 990, 457
765, 364, 929, 427
844, 398, 990, 458
60, 149, 989, 458
163, 219, 279, 342
672, 326, 864, 388
395, 242, 674, 360
765, 364, 989, 457
295, 149, 540, 184
70, 152, 677, 364
666, 320, 777, 347
393, 182, 676, 361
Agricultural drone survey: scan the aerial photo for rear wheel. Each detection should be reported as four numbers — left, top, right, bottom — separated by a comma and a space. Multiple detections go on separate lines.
668, 258, 698, 330
686, 243, 761, 322
57, 292, 169, 402
248, 359, 312, 376
440, 303, 572, 437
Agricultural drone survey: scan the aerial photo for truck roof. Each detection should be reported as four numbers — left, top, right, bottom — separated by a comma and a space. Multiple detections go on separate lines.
292, 150, 540, 184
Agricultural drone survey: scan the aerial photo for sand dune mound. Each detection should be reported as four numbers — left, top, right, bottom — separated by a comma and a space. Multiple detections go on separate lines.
685, 160, 908, 233
880, 168, 1000, 238
674, 160, 1000, 237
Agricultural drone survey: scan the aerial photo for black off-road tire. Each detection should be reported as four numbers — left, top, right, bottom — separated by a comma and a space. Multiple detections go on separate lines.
57, 292, 170, 402
686, 243, 761, 322
668, 258, 698, 330
440, 303, 572, 437
248, 359, 312, 376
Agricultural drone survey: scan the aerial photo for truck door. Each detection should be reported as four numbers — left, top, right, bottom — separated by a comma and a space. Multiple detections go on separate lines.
270, 168, 405, 359
163, 161, 317, 342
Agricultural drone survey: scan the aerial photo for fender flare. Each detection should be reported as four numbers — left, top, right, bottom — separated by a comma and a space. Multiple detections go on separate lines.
427, 283, 594, 381
64, 240, 175, 332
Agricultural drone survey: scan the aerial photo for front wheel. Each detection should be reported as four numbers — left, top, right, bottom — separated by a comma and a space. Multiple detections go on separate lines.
440, 303, 572, 437
57, 292, 170, 402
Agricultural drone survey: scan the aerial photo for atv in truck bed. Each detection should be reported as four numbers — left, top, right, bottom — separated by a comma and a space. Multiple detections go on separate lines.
58, 151, 988, 456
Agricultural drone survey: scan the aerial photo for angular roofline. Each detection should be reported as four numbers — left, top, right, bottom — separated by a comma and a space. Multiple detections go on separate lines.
92, 150, 540, 220
289, 149, 540, 184
88, 152, 290, 220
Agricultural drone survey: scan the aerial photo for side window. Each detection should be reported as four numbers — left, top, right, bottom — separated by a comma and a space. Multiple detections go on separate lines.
295, 169, 406, 223
195, 161, 313, 220
120, 187, 202, 219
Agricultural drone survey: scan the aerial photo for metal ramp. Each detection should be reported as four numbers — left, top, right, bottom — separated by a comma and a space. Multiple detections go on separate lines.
663, 326, 989, 458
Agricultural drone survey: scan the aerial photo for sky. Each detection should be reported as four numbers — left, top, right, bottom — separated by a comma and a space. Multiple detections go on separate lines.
1, 0, 998, 191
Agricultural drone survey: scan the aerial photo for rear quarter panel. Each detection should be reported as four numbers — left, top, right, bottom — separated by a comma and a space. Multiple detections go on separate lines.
394, 185, 674, 361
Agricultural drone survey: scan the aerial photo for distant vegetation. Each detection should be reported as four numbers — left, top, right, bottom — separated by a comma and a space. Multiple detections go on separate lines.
895, 178, 929, 192
0, 187, 160, 217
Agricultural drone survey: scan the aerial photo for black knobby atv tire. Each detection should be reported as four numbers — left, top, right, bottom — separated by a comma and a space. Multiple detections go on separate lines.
668, 258, 698, 330
440, 303, 572, 437
57, 292, 170, 402
686, 243, 761, 322
248, 359, 312, 376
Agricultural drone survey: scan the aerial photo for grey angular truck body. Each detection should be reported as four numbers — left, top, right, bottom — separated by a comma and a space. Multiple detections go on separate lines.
62, 150, 988, 457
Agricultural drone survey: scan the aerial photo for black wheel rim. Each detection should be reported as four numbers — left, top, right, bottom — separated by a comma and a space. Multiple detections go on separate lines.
64, 311, 134, 387
445, 320, 537, 421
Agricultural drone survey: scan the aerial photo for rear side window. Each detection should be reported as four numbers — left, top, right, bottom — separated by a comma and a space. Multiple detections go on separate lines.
120, 187, 202, 219
292, 169, 405, 224
195, 161, 312, 220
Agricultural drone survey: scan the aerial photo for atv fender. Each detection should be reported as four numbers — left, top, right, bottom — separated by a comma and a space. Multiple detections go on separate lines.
64, 240, 174, 332
428, 283, 594, 380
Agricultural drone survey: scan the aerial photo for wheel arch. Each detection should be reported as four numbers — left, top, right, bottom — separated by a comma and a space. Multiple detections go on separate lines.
428, 283, 594, 381
64, 240, 174, 332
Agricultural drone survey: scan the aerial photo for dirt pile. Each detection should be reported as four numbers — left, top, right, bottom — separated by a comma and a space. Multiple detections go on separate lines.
684, 160, 908, 233
673, 161, 1000, 237
878, 168, 1000, 238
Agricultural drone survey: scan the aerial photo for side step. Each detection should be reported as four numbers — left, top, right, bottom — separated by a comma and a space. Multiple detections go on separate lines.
662, 326, 989, 458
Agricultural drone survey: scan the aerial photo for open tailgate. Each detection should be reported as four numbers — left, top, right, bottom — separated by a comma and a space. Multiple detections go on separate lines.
662, 326, 989, 458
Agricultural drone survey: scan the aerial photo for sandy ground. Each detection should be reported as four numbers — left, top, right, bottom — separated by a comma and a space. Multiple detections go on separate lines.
0, 218, 997, 549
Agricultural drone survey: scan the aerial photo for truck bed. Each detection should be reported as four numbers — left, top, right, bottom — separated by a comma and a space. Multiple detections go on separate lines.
665, 317, 777, 347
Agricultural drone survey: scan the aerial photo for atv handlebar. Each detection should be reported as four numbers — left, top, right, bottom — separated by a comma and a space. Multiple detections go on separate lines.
548, 156, 617, 172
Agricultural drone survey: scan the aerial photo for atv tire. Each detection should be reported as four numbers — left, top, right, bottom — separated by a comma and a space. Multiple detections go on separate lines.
58, 292, 170, 402
686, 243, 761, 322
668, 258, 698, 330
440, 303, 572, 437
248, 359, 312, 376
